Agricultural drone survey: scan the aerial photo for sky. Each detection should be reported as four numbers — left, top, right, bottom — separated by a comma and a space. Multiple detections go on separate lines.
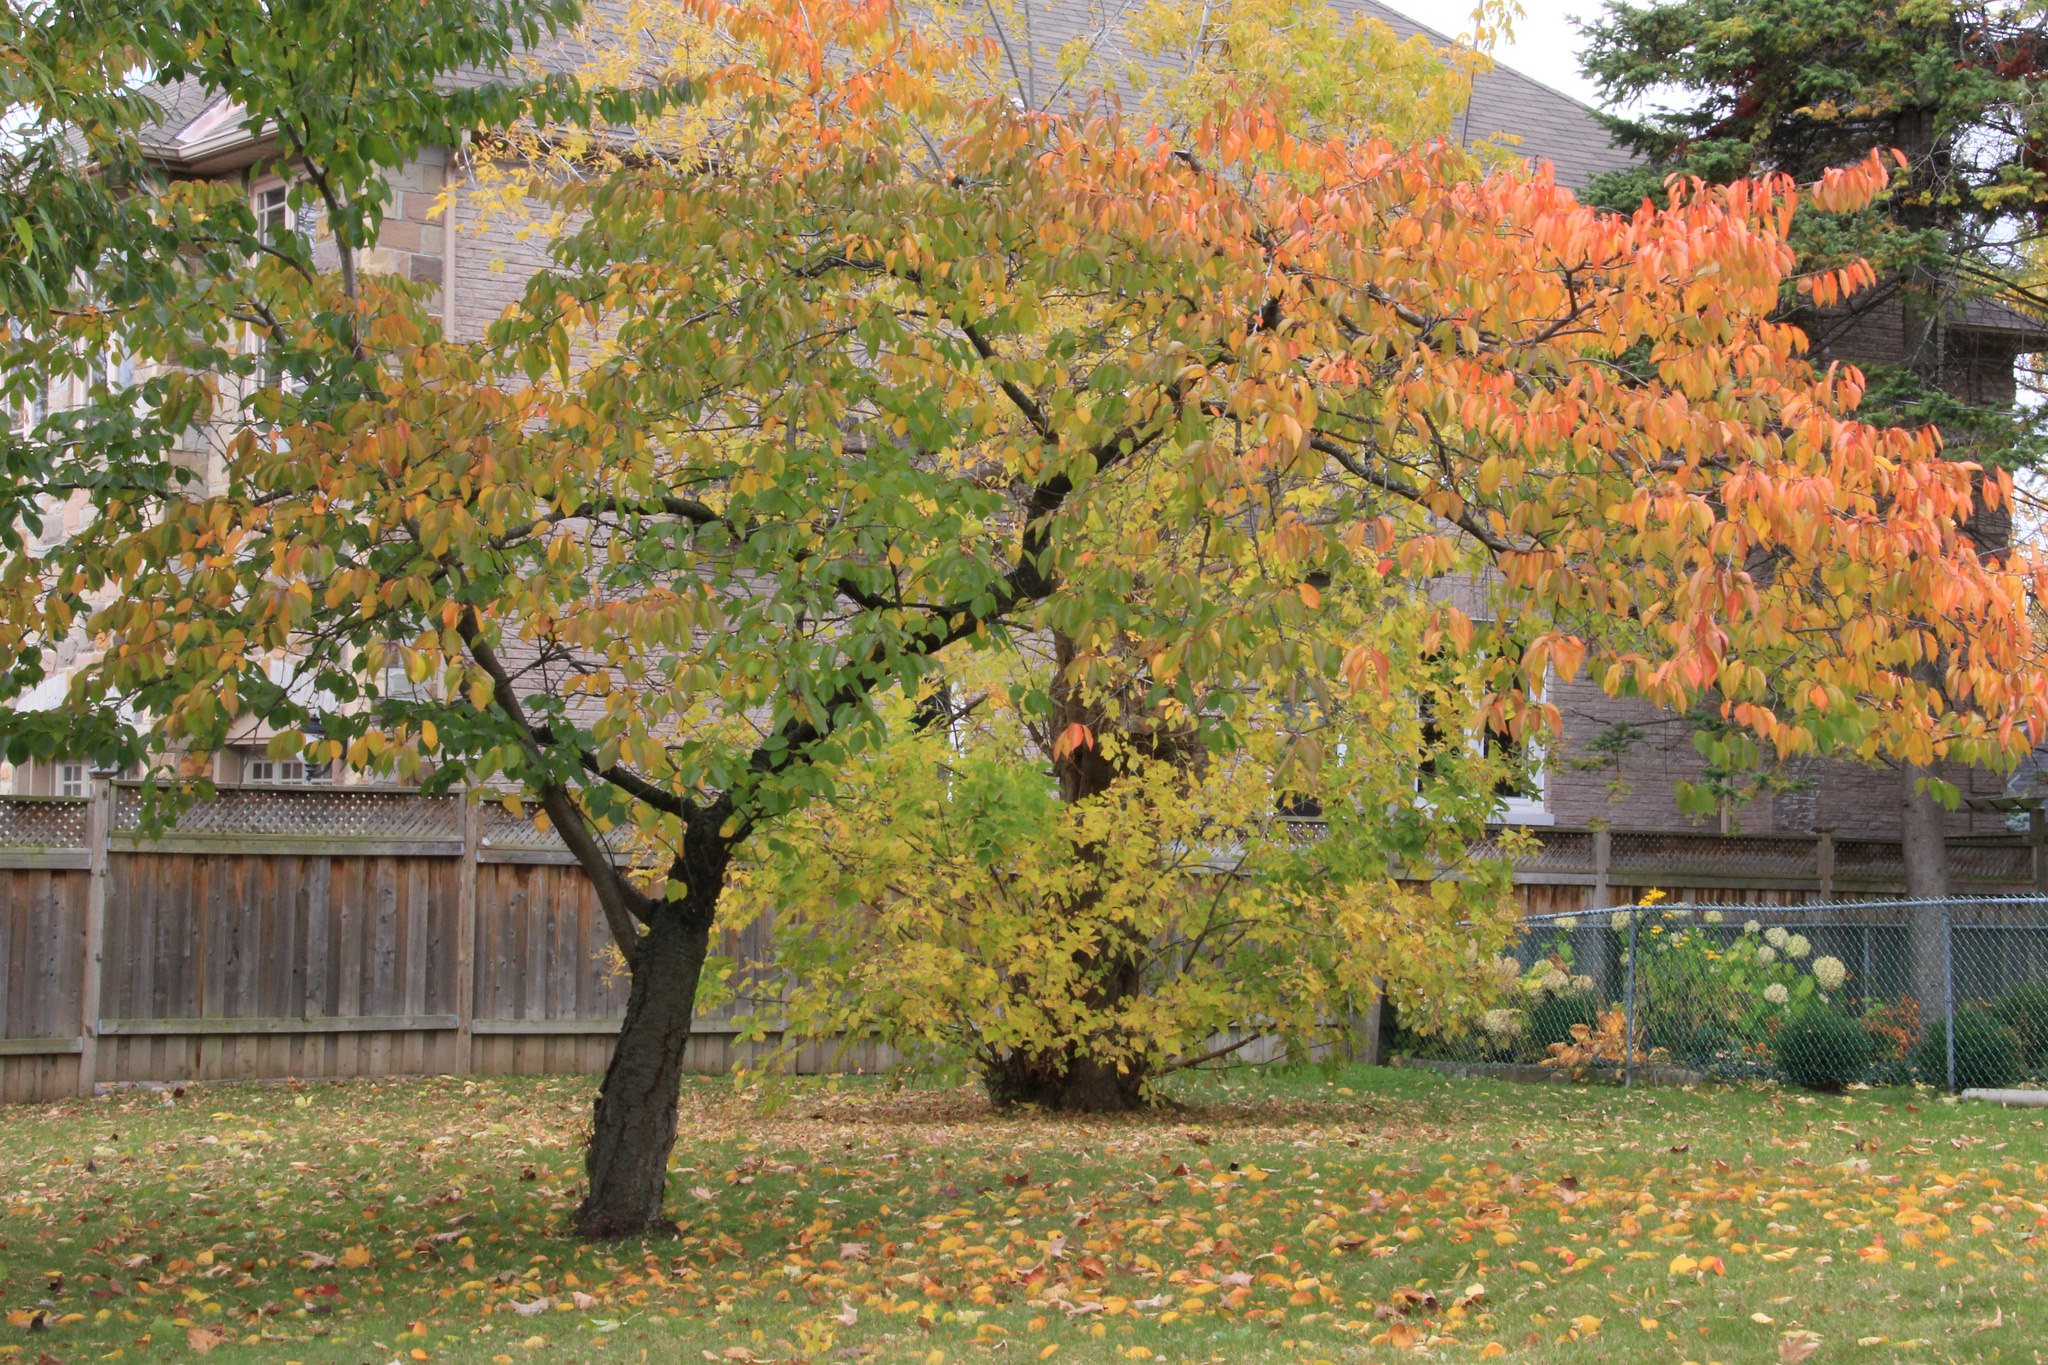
1381, 0, 1609, 108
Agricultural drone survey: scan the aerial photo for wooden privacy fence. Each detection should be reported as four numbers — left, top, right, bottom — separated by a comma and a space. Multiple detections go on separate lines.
0, 784, 856, 1105
0, 788, 2040, 1104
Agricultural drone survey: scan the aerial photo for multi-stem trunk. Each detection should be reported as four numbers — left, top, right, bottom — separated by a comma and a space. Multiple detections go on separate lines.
978, 633, 1171, 1112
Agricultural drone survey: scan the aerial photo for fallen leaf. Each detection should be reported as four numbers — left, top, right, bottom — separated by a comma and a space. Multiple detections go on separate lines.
1780, 1330, 1823, 1363
185, 1326, 233, 1354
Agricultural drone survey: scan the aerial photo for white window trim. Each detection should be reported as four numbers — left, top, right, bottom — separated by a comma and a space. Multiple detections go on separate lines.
243, 753, 332, 785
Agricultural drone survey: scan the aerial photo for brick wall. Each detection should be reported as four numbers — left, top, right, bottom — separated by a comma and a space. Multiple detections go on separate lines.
1543, 677, 2014, 838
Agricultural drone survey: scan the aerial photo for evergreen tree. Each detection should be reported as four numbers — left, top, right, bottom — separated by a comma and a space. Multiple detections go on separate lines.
1581, 0, 2048, 975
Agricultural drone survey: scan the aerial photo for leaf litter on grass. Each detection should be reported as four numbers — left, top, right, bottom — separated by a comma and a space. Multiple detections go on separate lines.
0, 1070, 2043, 1364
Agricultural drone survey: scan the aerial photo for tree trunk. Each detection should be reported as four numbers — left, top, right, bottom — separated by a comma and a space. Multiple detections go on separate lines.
982, 942, 1150, 1111
1902, 760, 1951, 1018
978, 631, 1161, 1112
574, 903, 715, 1239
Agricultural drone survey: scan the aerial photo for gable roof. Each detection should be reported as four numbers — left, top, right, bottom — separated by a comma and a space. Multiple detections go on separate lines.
939, 0, 1635, 192
1362, 2, 1637, 192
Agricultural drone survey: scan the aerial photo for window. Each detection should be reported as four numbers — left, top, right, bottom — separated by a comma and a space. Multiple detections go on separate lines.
383, 664, 430, 703
11, 376, 47, 436
244, 755, 332, 785
254, 186, 312, 397
1481, 719, 1551, 825
257, 184, 315, 257
58, 763, 87, 799
84, 345, 133, 399
1414, 640, 1553, 826
258, 185, 290, 243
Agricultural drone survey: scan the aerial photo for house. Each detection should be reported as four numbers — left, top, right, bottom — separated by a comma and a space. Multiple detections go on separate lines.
9, 1, 2043, 887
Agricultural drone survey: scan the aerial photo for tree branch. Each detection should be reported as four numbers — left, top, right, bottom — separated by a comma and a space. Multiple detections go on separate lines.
456, 609, 652, 954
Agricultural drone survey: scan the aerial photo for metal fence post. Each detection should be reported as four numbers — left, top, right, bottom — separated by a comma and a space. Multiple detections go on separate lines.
1945, 902, 1958, 1095
1624, 910, 1639, 1089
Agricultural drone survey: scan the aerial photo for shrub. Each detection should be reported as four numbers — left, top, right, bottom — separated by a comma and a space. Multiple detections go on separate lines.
1911, 1007, 2022, 1090
1992, 983, 2048, 1072
1647, 1016, 1732, 1066
1525, 989, 1602, 1056
1772, 1006, 1876, 1091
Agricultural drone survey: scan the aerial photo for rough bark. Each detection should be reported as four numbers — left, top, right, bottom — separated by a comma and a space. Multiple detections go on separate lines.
979, 632, 1184, 1112
574, 818, 733, 1240
573, 906, 713, 1238
1901, 760, 1952, 1019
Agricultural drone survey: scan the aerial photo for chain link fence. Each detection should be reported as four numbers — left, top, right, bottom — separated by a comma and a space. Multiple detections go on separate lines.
1391, 896, 2048, 1093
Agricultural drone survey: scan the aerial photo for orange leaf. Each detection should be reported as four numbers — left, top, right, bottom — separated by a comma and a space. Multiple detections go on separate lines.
1052, 722, 1096, 761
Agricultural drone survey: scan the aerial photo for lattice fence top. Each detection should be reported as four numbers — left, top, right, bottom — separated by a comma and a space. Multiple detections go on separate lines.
0, 797, 89, 849
1511, 829, 1596, 873
1610, 831, 1820, 876
112, 785, 462, 841
1948, 842, 2035, 884
1832, 840, 1907, 879
477, 799, 569, 852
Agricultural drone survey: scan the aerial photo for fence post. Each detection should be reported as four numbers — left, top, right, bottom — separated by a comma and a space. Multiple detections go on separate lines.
75, 779, 112, 1097
2032, 808, 2047, 894
453, 793, 480, 1075
1589, 828, 1613, 998
1817, 830, 1835, 899
1945, 902, 1957, 1095
1624, 910, 1638, 1089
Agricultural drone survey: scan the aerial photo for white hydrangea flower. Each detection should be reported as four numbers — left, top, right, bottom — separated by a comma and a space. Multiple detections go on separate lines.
1744, 920, 1762, 934
1764, 983, 1790, 1005
1610, 910, 1633, 931
1704, 910, 1724, 925
1543, 969, 1571, 993
1756, 945, 1778, 964
1811, 956, 1847, 992
1765, 926, 1790, 949
1555, 917, 1578, 932
1669, 907, 1692, 920
1572, 975, 1595, 993
1482, 1008, 1525, 1039
1784, 934, 1811, 960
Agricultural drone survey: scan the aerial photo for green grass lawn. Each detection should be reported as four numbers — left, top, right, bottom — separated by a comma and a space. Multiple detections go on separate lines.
1, 1065, 2043, 1365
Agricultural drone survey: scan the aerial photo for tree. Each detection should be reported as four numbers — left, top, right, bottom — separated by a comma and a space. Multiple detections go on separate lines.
8, 0, 2046, 1240
459, 0, 1544, 1116
1580, 0, 2048, 988
726, 640, 1532, 1107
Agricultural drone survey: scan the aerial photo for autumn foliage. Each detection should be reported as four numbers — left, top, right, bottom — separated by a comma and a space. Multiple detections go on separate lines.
7, 0, 2048, 1228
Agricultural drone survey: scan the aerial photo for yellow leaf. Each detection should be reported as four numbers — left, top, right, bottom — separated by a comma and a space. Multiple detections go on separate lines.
338, 1245, 373, 1270
1668, 1255, 1697, 1275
